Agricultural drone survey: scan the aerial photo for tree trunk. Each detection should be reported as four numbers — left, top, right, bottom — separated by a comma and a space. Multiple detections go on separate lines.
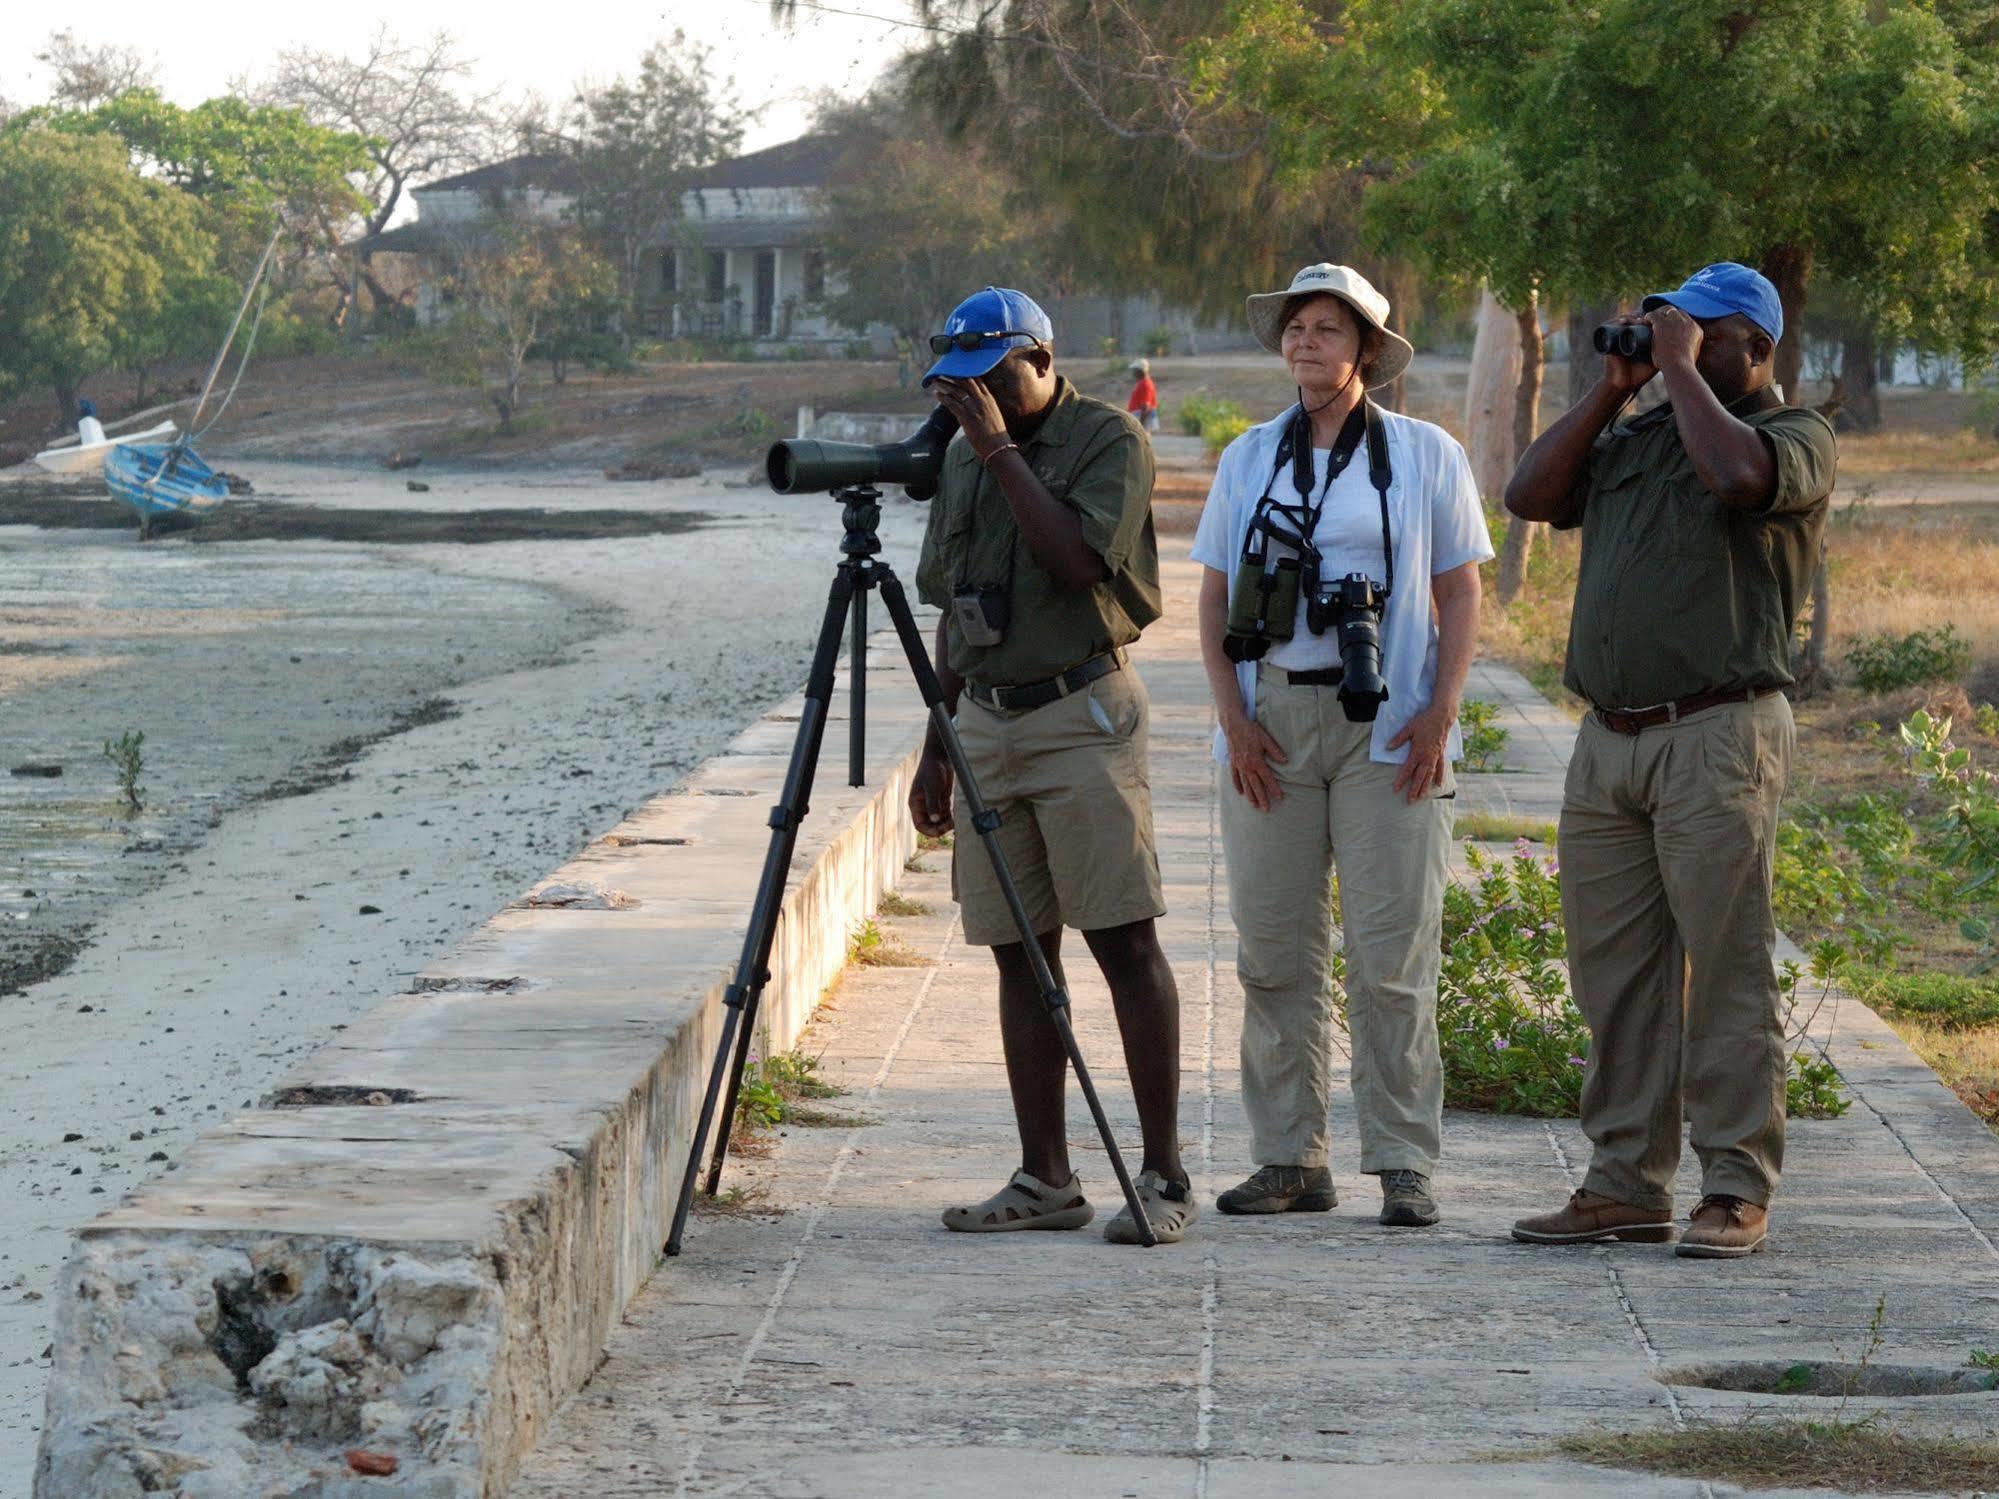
1464, 288, 1521, 502
1494, 294, 1546, 605
1758, 243, 1812, 401
1568, 299, 1617, 412
52, 373, 81, 430
1839, 332, 1881, 431
1801, 540, 1832, 693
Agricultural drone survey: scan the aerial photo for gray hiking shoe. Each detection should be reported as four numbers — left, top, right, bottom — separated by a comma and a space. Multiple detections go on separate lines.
1216, 1164, 1337, 1216
1378, 1169, 1439, 1227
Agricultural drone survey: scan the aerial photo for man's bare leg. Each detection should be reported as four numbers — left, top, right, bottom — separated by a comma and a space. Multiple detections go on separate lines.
992, 930, 1072, 1185
1084, 917, 1187, 1187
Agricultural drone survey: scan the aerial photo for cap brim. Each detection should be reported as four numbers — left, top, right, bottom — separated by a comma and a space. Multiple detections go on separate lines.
921, 343, 1011, 387
1641, 289, 1737, 321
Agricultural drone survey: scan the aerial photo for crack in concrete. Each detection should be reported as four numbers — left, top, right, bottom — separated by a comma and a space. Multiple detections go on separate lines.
1835, 1072, 1999, 1264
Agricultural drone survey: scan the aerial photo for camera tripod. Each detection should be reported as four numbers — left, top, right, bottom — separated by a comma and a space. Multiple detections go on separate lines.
664, 484, 1156, 1254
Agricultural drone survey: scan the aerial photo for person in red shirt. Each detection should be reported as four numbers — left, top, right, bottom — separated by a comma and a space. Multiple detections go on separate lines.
1126, 359, 1159, 432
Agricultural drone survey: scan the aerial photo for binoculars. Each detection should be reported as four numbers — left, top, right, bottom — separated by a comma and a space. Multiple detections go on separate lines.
1592, 322, 1654, 361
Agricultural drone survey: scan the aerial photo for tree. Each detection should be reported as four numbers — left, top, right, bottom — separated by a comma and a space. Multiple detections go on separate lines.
814, 92, 1063, 351
255, 28, 500, 315
34, 31, 158, 111
427, 222, 615, 432
0, 130, 215, 424
554, 33, 745, 327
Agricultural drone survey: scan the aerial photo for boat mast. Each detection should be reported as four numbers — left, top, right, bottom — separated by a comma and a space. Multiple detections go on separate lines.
183, 224, 284, 444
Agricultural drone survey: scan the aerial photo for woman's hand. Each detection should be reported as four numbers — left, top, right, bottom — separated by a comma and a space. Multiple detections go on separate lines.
1387, 702, 1452, 803
1224, 713, 1288, 810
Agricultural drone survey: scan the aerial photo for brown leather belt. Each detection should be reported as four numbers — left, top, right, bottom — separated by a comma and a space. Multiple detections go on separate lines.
966, 649, 1126, 713
1594, 685, 1779, 736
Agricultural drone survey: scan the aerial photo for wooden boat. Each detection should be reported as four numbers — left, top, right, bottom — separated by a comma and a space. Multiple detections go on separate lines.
31, 420, 179, 476
103, 442, 230, 535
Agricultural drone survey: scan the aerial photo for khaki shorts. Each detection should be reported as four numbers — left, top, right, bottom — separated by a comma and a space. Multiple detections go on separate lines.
950, 664, 1166, 946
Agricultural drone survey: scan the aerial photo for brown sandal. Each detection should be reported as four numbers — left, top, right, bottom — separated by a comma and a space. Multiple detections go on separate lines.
942, 1169, 1094, 1233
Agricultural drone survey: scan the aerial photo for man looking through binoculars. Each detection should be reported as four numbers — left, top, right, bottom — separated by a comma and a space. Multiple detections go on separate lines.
1505, 262, 1836, 1258
910, 286, 1195, 1246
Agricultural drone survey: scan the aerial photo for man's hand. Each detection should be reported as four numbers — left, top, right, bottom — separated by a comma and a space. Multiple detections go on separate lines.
1223, 714, 1288, 811
1645, 304, 1703, 374
929, 377, 1010, 460
1387, 701, 1453, 804
910, 744, 954, 836
1601, 313, 1659, 395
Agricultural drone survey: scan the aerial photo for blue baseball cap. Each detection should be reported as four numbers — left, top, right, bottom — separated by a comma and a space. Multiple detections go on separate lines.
1642, 262, 1784, 344
78, 398, 97, 418
921, 287, 1054, 387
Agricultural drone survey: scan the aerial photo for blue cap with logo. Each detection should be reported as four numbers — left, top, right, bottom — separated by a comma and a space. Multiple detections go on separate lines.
921, 286, 1054, 387
1642, 262, 1784, 344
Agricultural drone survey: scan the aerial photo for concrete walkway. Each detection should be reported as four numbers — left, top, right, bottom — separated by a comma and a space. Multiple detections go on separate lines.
514, 549, 1999, 1497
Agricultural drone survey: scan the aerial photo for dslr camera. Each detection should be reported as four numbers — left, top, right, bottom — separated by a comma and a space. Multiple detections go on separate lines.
1309, 573, 1390, 723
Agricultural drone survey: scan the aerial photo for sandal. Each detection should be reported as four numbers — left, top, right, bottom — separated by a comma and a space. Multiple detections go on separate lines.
1104, 1169, 1198, 1245
942, 1169, 1094, 1233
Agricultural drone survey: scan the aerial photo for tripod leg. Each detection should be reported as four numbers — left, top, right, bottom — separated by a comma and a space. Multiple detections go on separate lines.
848, 568, 868, 787
666, 566, 852, 1256
874, 569, 1157, 1247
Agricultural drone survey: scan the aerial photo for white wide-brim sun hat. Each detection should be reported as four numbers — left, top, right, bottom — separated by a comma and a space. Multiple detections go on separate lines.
1245, 263, 1414, 390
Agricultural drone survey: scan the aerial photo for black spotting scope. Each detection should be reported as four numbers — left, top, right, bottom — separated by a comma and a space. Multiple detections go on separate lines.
766, 405, 962, 500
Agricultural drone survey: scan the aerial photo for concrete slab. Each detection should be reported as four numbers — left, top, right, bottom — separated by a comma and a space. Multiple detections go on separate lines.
515, 551, 1999, 1499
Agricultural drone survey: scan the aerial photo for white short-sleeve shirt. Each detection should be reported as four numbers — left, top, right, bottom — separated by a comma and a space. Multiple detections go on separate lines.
1189, 405, 1496, 766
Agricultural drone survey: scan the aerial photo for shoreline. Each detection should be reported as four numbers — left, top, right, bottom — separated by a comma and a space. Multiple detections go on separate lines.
0, 459, 929, 1491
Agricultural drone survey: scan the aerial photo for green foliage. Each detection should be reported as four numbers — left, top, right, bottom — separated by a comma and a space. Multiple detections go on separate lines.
1901, 710, 1999, 971
732, 1049, 844, 1136
102, 730, 144, 814
1458, 698, 1509, 773
0, 129, 216, 418
1845, 625, 1973, 693
1178, 392, 1252, 454
1779, 958, 1853, 1119
1143, 327, 1175, 357
1848, 967, 1999, 1029
1773, 813, 1902, 966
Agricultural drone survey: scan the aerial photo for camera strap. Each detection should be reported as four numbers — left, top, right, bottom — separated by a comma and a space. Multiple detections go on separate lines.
1242, 401, 1393, 598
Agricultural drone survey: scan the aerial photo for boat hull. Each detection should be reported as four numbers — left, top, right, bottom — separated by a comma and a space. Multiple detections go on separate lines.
31, 422, 180, 476
103, 443, 230, 523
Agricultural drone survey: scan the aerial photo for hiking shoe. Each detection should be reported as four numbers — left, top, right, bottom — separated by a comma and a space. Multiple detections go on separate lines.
1104, 1170, 1198, 1245
942, 1169, 1093, 1233
1511, 1189, 1676, 1245
1378, 1169, 1440, 1227
1215, 1164, 1337, 1216
1675, 1195, 1769, 1258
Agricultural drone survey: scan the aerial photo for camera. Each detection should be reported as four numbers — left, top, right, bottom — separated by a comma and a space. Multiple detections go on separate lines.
1310, 573, 1389, 723
1593, 322, 1654, 361
766, 405, 962, 500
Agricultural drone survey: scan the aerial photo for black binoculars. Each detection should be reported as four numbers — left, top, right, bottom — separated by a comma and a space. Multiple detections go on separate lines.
1593, 322, 1654, 361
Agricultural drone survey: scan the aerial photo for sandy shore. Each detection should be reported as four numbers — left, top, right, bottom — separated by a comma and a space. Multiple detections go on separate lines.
0, 459, 928, 1492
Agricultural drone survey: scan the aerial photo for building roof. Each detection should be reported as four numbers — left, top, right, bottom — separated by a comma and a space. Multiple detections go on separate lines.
415, 154, 582, 196
688, 134, 848, 191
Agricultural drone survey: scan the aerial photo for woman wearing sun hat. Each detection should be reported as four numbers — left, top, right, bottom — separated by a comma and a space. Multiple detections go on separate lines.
1189, 264, 1494, 1229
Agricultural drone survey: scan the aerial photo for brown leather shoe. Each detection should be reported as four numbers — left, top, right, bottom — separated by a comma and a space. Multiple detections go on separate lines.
1511, 1189, 1676, 1245
1675, 1194, 1769, 1258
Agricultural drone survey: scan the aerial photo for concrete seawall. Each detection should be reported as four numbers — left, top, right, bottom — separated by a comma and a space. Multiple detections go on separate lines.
35, 637, 929, 1497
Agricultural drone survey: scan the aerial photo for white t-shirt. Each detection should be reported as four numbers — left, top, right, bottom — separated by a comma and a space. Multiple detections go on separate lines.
1190, 406, 1496, 766
1257, 446, 1394, 672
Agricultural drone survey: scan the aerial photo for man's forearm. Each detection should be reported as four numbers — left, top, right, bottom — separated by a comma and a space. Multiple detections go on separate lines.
1659, 361, 1776, 509
1504, 377, 1628, 521
986, 449, 1106, 588
923, 614, 963, 757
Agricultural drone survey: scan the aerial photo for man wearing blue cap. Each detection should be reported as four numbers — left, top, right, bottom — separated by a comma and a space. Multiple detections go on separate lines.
1504, 263, 1836, 1259
908, 287, 1195, 1246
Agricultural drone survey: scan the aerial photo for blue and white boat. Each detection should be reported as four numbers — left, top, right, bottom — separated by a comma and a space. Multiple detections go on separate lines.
103, 441, 230, 534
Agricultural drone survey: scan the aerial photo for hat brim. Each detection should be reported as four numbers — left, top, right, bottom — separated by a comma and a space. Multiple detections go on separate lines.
1245, 289, 1414, 390
921, 341, 1016, 387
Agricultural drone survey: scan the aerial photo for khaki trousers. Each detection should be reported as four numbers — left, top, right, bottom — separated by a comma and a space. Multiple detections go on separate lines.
1561, 692, 1794, 1210
1219, 672, 1453, 1174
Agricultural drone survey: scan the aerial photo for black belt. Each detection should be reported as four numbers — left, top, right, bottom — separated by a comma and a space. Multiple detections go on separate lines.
966, 650, 1125, 712
1594, 685, 1778, 735
1265, 664, 1344, 687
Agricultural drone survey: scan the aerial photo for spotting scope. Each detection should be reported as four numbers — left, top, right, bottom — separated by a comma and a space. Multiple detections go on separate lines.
766, 405, 962, 500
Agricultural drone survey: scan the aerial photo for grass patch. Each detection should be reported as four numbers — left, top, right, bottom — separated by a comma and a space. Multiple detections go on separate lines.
731, 1049, 848, 1144
878, 890, 933, 918
902, 854, 930, 873
1554, 1421, 1999, 1493
1849, 967, 1999, 1029
1453, 811, 1557, 844
848, 917, 929, 968
917, 831, 954, 851
692, 1182, 779, 1217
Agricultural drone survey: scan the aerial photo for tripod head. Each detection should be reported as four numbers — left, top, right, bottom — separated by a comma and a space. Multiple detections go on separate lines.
834, 484, 883, 561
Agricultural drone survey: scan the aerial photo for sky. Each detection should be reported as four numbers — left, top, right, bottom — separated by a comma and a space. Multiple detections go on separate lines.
0, 0, 917, 154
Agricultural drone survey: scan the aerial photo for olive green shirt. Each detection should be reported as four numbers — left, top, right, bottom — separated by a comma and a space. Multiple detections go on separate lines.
916, 378, 1162, 686
1557, 387, 1836, 709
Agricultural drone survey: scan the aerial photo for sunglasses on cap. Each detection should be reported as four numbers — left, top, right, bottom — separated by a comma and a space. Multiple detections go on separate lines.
927, 329, 1046, 356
